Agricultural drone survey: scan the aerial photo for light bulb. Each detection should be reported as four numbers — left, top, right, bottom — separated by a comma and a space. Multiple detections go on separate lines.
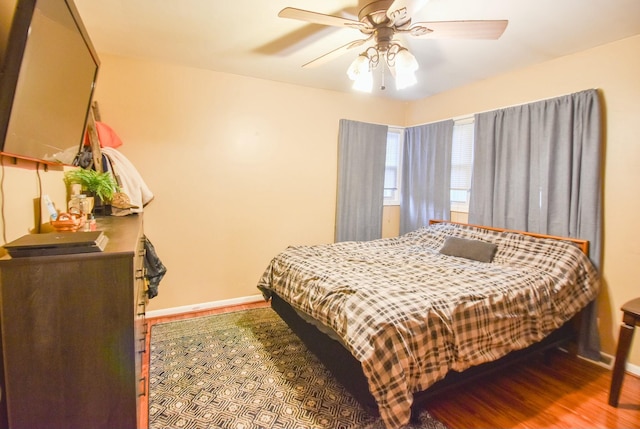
395, 71, 417, 90
352, 69, 373, 92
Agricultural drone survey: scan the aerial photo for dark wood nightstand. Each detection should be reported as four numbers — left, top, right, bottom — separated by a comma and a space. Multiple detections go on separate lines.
609, 297, 640, 407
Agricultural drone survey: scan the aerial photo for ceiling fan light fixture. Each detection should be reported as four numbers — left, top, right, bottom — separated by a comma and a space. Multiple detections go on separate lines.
279, 2, 508, 94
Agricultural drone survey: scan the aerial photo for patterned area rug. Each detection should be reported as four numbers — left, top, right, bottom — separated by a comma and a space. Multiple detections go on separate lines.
149, 307, 447, 429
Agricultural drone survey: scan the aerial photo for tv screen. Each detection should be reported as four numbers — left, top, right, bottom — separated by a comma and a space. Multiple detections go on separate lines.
0, 0, 99, 165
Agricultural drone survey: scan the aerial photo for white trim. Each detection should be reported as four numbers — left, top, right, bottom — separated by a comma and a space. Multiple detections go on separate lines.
596, 351, 640, 377
452, 114, 474, 124
146, 294, 264, 319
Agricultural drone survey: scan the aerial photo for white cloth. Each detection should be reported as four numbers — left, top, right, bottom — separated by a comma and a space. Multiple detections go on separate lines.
101, 147, 154, 212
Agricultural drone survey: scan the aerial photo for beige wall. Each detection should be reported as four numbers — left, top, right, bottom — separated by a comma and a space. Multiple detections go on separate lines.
1, 33, 638, 367
89, 54, 407, 311
406, 34, 640, 366
0, 159, 69, 250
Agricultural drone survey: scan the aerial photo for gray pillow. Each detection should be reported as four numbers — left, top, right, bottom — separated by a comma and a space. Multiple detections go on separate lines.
440, 237, 498, 263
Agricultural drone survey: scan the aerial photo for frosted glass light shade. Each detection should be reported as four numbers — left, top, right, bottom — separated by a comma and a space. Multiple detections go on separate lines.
395, 49, 419, 73
347, 54, 370, 80
394, 48, 418, 89
347, 54, 373, 92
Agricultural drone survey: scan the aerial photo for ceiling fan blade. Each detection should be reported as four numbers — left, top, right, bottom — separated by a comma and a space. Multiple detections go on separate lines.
386, 0, 429, 27
302, 37, 372, 69
279, 7, 368, 31
408, 20, 508, 39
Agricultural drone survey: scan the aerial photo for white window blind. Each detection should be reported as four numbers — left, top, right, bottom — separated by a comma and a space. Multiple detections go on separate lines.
384, 127, 403, 206
450, 118, 474, 212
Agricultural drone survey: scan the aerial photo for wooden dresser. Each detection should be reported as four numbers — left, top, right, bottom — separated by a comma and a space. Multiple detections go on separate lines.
0, 214, 147, 429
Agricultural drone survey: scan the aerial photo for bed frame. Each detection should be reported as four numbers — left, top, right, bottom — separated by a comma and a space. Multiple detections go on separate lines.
269, 221, 589, 418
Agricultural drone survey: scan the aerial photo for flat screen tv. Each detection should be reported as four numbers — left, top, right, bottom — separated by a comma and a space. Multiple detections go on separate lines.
0, 0, 99, 165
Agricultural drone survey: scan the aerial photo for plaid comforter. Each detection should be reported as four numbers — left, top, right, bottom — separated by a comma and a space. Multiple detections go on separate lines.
256, 223, 599, 429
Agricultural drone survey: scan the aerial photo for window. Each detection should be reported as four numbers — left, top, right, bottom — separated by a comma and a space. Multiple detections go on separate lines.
384, 127, 404, 206
450, 118, 474, 213
382, 122, 474, 211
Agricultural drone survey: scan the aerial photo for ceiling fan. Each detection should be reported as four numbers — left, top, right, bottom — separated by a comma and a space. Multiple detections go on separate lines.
278, 0, 508, 92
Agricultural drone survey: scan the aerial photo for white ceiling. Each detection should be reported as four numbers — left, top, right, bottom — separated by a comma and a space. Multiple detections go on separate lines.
73, 0, 640, 101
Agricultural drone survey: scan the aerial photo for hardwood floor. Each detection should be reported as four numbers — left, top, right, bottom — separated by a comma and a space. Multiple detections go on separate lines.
426, 348, 640, 428
140, 301, 640, 429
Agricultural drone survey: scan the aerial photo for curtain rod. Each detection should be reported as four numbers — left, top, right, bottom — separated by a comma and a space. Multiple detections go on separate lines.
344, 88, 598, 129
415, 88, 600, 128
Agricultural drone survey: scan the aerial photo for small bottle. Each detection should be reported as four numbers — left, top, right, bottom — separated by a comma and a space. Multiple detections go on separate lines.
79, 194, 91, 215
87, 213, 97, 231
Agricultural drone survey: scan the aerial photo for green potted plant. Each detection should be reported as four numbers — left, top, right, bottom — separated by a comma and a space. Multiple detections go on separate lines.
64, 168, 119, 213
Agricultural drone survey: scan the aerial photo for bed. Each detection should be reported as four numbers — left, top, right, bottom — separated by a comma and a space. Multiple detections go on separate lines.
256, 221, 599, 429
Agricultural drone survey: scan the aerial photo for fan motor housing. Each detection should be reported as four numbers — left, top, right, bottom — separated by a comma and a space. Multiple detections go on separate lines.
358, 0, 395, 25
374, 27, 395, 51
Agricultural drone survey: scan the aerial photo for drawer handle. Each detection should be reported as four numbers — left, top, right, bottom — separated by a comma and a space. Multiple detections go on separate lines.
138, 337, 147, 354
138, 376, 147, 397
137, 303, 145, 317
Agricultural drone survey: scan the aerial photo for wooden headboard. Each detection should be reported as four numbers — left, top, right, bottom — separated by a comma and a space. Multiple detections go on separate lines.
429, 219, 589, 256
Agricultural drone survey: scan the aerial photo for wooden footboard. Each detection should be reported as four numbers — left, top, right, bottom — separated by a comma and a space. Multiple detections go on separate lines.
429, 219, 590, 255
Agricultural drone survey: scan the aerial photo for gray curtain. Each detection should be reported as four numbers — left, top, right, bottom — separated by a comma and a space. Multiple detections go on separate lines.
400, 120, 454, 235
469, 89, 603, 360
335, 119, 388, 242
